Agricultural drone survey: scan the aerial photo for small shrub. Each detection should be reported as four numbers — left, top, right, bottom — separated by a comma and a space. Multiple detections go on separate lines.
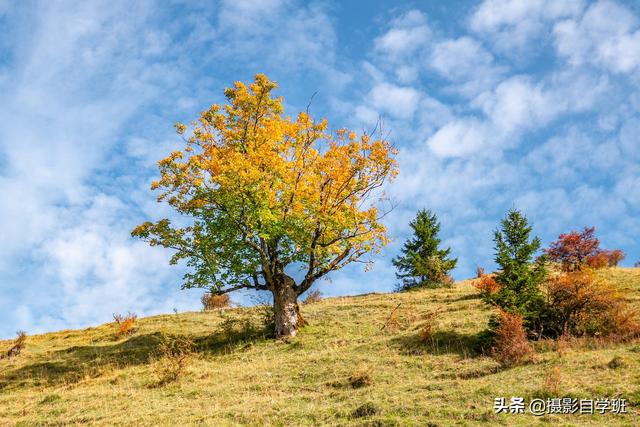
153, 335, 195, 386
542, 366, 562, 396
381, 303, 402, 332
113, 312, 137, 339
587, 249, 626, 269
491, 310, 534, 368
586, 252, 609, 269
201, 293, 230, 310
474, 275, 501, 297
606, 249, 625, 267
3, 331, 27, 359
352, 402, 378, 418
348, 369, 373, 388
441, 274, 455, 288
476, 266, 486, 278
419, 312, 438, 342
608, 356, 626, 369
302, 289, 322, 304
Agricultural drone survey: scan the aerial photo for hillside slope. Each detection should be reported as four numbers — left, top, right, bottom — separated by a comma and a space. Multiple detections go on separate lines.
1, 269, 639, 426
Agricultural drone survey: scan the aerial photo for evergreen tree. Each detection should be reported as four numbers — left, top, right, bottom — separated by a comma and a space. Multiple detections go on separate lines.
393, 209, 457, 291
487, 208, 547, 334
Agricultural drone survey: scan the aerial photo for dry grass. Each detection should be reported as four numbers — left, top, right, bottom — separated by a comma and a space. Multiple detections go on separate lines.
0, 268, 639, 425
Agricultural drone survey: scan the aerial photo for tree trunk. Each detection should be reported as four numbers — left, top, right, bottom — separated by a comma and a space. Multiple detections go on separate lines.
272, 275, 301, 338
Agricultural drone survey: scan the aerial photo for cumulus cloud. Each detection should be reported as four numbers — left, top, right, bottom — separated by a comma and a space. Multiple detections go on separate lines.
374, 10, 431, 58
470, 0, 585, 52
554, 0, 640, 74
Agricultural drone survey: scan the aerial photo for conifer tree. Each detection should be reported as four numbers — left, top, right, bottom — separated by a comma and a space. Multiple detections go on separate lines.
487, 208, 546, 334
393, 209, 457, 291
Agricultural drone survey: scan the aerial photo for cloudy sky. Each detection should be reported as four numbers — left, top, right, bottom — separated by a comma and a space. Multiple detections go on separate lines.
1, 0, 639, 338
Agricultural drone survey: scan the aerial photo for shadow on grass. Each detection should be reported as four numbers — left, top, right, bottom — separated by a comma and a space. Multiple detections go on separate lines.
0, 317, 273, 389
390, 329, 485, 358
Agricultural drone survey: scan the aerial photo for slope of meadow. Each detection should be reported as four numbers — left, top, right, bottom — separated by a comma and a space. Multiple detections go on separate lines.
1, 268, 639, 426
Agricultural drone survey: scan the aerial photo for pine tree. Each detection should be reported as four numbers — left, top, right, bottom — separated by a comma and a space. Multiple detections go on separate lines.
487, 208, 547, 334
393, 209, 457, 291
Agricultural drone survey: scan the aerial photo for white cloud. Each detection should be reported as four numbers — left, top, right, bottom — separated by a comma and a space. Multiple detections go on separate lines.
470, 0, 584, 52
426, 118, 493, 157
368, 82, 422, 119
474, 75, 563, 133
374, 10, 430, 57
430, 37, 495, 80
554, 0, 640, 74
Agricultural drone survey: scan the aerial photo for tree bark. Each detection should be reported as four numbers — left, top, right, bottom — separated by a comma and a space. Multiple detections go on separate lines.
272, 275, 302, 338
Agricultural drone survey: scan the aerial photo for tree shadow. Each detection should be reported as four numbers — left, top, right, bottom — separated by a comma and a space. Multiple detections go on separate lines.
390, 329, 484, 358
0, 318, 273, 389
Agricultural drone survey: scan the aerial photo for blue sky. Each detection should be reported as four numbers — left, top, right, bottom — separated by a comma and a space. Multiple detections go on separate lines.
1, 0, 639, 338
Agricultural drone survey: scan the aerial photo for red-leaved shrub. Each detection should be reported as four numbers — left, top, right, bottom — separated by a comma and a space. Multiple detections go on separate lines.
491, 310, 534, 367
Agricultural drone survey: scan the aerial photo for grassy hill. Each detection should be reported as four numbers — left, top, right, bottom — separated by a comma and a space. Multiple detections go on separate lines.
1, 268, 639, 426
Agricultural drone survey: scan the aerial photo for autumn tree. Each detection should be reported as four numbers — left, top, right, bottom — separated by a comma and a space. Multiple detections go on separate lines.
393, 209, 457, 290
546, 226, 625, 271
132, 74, 398, 338
545, 226, 600, 271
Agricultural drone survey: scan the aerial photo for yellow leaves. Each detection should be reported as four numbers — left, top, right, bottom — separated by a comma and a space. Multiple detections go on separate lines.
174, 122, 187, 135
148, 73, 398, 261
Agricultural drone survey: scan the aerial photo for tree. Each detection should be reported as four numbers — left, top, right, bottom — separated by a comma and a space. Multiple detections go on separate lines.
545, 226, 600, 271
487, 209, 546, 334
132, 74, 398, 338
392, 209, 457, 291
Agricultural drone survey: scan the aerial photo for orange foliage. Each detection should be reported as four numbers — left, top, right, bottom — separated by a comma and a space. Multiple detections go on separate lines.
491, 310, 534, 367
113, 312, 138, 339
543, 269, 639, 339
474, 274, 501, 296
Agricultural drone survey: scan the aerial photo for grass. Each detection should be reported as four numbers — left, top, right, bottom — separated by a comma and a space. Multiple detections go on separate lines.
1, 268, 639, 425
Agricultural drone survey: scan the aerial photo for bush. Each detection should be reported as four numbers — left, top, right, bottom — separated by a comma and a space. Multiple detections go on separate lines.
586, 252, 609, 269
201, 293, 230, 310
605, 249, 625, 267
476, 266, 486, 278
419, 311, 438, 342
474, 274, 501, 297
113, 312, 137, 339
541, 366, 562, 396
302, 289, 322, 304
541, 269, 639, 339
152, 335, 195, 386
2, 331, 27, 359
491, 310, 534, 368
587, 249, 625, 269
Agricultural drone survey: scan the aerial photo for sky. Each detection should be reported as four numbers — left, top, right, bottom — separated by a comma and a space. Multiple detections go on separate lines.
0, 0, 639, 338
